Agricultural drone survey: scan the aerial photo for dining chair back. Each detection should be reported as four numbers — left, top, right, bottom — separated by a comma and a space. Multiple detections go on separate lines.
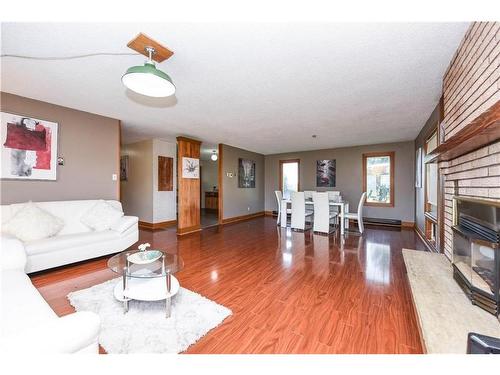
291, 191, 311, 231
327, 191, 341, 201
357, 192, 367, 233
313, 192, 337, 234
274, 190, 283, 225
304, 190, 315, 200
344, 192, 367, 233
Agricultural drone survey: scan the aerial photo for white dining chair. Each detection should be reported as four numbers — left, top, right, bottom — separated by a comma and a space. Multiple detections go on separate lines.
327, 191, 341, 201
304, 190, 315, 201
326, 190, 341, 216
303, 190, 315, 216
344, 192, 367, 234
275, 190, 291, 225
312, 192, 338, 234
290, 191, 313, 231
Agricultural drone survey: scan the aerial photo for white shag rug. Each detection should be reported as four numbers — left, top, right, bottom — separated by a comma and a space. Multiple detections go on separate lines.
68, 278, 232, 354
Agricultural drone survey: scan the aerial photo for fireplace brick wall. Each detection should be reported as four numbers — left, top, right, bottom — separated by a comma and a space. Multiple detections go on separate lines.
441, 22, 500, 259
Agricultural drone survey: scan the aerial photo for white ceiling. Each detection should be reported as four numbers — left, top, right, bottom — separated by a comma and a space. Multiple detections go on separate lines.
200, 142, 218, 161
1, 22, 469, 154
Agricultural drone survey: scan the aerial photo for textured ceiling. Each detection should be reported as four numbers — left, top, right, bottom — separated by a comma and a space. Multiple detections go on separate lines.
1, 22, 469, 154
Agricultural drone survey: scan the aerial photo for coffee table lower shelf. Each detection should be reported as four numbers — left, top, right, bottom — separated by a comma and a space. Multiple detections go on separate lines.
113, 275, 180, 318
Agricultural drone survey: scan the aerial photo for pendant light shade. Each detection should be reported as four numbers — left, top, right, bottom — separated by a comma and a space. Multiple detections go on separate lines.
122, 47, 175, 97
211, 151, 218, 161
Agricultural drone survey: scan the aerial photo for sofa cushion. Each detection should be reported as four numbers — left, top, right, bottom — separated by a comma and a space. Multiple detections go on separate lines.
1, 270, 57, 338
81, 200, 124, 231
2, 202, 64, 242
110, 216, 139, 233
2, 200, 124, 235
24, 230, 121, 256
0, 234, 27, 271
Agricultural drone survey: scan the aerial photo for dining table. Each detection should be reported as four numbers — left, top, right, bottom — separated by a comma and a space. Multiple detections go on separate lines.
280, 198, 350, 234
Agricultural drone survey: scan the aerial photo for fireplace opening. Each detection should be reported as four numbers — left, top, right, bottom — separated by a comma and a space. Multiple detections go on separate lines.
452, 196, 500, 316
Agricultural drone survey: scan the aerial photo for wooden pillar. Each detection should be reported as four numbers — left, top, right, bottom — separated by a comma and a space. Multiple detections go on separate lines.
177, 136, 202, 235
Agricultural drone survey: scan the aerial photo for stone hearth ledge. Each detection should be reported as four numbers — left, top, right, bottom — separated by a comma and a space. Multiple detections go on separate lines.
403, 248, 500, 353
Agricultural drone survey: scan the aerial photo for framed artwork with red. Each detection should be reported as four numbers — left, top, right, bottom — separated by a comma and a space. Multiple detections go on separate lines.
1, 111, 59, 180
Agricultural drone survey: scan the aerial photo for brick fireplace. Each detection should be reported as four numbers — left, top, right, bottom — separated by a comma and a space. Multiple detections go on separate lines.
440, 22, 500, 260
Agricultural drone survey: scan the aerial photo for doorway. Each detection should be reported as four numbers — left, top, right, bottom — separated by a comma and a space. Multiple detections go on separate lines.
200, 143, 219, 228
279, 159, 300, 199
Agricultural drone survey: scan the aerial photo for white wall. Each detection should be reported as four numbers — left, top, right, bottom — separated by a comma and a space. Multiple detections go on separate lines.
152, 139, 177, 222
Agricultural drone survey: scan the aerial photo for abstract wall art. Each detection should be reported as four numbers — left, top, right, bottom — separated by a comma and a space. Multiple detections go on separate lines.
120, 155, 129, 181
182, 157, 199, 179
238, 158, 255, 188
415, 147, 422, 188
316, 159, 336, 187
1, 112, 58, 180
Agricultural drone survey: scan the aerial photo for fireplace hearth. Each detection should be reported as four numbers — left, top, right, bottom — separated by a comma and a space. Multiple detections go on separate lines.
452, 197, 500, 317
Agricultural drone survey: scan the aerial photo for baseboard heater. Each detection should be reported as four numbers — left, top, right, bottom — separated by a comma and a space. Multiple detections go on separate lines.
352, 217, 402, 227
272, 211, 402, 227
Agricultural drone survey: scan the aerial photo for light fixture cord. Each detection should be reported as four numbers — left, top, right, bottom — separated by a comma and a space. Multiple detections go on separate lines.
0, 52, 140, 60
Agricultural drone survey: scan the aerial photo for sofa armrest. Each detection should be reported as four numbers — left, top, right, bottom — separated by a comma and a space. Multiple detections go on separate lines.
110, 215, 138, 234
0, 234, 27, 271
0, 311, 100, 354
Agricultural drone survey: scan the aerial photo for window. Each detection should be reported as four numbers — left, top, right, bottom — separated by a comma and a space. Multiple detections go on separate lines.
279, 159, 300, 200
426, 131, 438, 154
362, 152, 394, 207
425, 131, 438, 217
424, 131, 439, 248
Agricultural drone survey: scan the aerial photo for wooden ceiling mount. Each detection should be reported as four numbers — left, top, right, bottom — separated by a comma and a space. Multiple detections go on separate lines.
127, 32, 174, 63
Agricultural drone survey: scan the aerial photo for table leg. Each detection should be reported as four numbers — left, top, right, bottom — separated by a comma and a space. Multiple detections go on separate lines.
280, 199, 287, 228
340, 204, 345, 235
166, 270, 172, 318
344, 203, 350, 230
122, 266, 129, 313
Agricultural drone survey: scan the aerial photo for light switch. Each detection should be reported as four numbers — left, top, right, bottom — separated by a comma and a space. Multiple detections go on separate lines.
112, 174, 117, 181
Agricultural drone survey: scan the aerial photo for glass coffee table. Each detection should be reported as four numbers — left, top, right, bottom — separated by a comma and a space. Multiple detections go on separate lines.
107, 250, 183, 318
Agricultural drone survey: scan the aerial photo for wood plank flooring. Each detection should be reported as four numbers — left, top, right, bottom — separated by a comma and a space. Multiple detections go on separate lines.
30, 217, 427, 354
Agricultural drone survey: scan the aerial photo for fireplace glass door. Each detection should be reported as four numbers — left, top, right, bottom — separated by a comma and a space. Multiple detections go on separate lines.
471, 242, 496, 298
453, 228, 472, 287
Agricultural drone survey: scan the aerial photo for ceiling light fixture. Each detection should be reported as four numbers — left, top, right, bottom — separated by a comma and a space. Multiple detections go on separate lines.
122, 46, 175, 97
211, 150, 218, 161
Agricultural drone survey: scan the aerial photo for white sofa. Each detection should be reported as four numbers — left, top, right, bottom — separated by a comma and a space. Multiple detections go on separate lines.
1, 234, 101, 353
0, 200, 139, 273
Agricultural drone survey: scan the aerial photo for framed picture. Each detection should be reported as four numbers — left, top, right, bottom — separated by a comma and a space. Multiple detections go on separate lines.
316, 159, 336, 187
415, 147, 422, 188
182, 157, 199, 179
1, 111, 58, 180
238, 158, 255, 188
120, 155, 129, 181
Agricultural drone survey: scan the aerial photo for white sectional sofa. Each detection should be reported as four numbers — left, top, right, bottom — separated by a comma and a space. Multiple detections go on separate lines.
1, 234, 101, 353
0, 199, 139, 273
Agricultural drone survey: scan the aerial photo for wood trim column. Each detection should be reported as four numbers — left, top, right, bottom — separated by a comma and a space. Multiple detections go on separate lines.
117, 120, 121, 201
177, 137, 202, 235
218, 143, 224, 224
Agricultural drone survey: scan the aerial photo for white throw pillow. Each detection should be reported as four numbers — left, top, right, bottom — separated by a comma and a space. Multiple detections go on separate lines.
81, 200, 124, 231
2, 201, 64, 242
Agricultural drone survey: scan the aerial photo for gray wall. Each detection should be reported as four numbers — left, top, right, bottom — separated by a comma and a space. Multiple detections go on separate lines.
265, 141, 415, 222
1, 92, 120, 205
121, 140, 154, 222
414, 103, 440, 234
221, 144, 265, 219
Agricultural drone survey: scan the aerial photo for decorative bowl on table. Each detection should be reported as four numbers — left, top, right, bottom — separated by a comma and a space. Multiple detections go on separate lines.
127, 250, 163, 265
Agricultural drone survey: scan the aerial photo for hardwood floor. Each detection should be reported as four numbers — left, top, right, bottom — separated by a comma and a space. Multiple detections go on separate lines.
30, 217, 427, 354
200, 208, 219, 228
